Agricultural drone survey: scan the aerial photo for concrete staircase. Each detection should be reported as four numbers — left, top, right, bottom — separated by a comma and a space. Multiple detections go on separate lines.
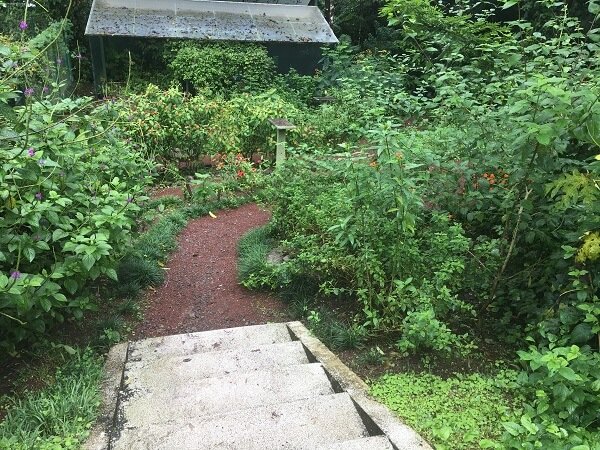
86, 322, 432, 450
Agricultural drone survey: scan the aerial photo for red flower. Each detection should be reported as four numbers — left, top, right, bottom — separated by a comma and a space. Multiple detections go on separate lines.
237, 170, 245, 178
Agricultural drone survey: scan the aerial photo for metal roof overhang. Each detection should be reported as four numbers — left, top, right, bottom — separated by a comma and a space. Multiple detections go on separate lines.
85, 0, 338, 44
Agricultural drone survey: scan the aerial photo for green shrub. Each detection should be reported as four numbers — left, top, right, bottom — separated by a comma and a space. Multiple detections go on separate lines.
263, 143, 475, 353
504, 344, 600, 448
0, 49, 152, 353
168, 42, 277, 97
122, 85, 297, 167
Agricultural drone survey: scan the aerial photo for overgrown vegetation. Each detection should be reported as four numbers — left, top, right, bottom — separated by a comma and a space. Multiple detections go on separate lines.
168, 42, 277, 96
0, 350, 103, 450
0, 23, 152, 355
243, 0, 600, 447
3, 0, 600, 447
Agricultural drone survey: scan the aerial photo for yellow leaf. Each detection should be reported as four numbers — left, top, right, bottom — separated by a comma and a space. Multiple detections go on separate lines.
209, 211, 217, 218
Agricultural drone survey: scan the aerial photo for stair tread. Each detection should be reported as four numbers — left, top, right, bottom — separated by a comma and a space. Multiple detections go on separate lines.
112, 393, 369, 450
120, 363, 335, 426
124, 340, 310, 382
316, 435, 395, 450
128, 323, 292, 362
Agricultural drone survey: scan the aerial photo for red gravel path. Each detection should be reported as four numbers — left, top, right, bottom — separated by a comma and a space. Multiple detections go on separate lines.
134, 203, 290, 339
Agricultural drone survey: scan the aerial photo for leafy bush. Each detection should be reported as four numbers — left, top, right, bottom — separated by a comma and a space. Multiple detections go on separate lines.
122, 85, 297, 168
264, 139, 475, 353
1, 39, 152, 354
504, 344, 600, 448
339, 1, 600, 444
168, 42, 277, 97
0, 21, 71, 103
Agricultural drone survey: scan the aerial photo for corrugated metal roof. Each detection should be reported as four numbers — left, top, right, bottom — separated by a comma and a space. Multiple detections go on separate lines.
85, 0, 338, 44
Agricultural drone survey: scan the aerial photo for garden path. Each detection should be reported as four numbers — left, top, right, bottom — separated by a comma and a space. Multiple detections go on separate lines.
133, 202, 290, 340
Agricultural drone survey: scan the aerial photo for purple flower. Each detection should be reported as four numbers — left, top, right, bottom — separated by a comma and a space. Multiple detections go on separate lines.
35, 192, 43, 200
10, 270, 21, 280
56, 57, 62, 65
24, 87, 34, 97
19, 21, 28, 31
38, 159, 46, 166
126, 196, 134, 204
42, 85, 49, 94
27, 147, 35, 157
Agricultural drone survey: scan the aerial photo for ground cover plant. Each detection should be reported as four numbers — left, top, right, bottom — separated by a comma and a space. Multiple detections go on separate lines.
370, 371, 524, 449
0, 349, 102, 450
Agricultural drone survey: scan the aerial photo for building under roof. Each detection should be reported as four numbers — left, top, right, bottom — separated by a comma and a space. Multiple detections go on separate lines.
85, 0, 337, 91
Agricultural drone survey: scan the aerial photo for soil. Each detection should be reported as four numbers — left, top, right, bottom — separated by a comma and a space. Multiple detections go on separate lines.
150, 185, 185, 199
133, 203, 291, 339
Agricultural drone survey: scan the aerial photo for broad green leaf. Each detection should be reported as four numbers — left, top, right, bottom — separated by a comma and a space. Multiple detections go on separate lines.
502, 421, 523, 436
24, 247, 35, 263
64, 279, 78, 294
82, 254, 95, 271
39, 297, 52, 312
105, 268, 118, 281
557, 367, 579, 381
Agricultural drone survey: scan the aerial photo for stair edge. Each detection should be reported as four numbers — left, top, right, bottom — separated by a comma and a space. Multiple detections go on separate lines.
286, 321, 433, 450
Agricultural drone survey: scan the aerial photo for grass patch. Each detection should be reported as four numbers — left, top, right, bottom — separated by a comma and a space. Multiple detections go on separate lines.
307, 309, 368, 351
237, 225, 275, 285
370, 371, 523, 449
110, 210, 188, 300
0, 350, 103, 450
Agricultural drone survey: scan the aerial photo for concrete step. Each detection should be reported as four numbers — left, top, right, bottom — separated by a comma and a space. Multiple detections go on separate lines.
124, 340, 310, 383
316, 435, 395, 449
120, 363, 335, 426
128, 323, 292, 362
112, 392, 369, 450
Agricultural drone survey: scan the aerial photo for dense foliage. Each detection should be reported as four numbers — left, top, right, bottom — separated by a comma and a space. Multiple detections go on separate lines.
0, 25, 151, 354
121, 85, 295, 169
246, 0, 600, 447
2, 0, 600, 447
168, 42, 277, 97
